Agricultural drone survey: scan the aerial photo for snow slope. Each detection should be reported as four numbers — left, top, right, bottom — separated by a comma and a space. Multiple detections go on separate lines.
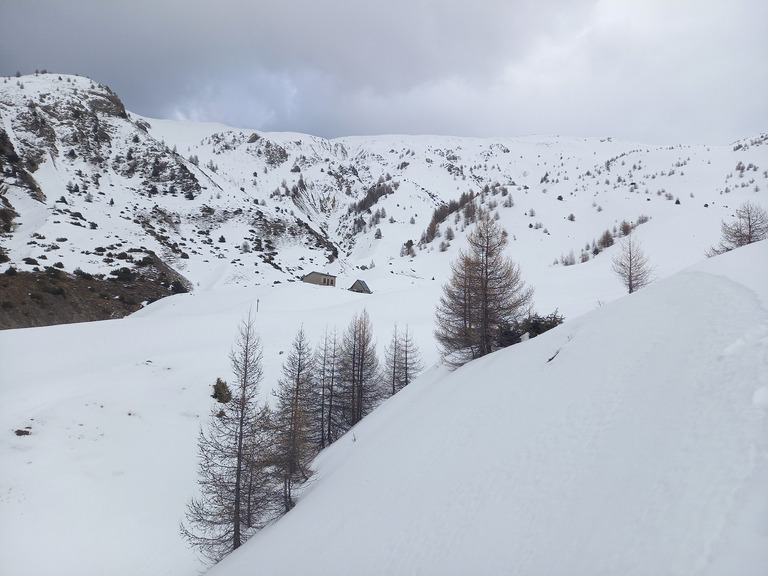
1, 241, 765, 576
207, 241, 768, 576
0, 273, 441, 576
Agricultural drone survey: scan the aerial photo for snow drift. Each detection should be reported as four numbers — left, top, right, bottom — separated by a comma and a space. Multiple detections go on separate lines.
207, 241, 768, 576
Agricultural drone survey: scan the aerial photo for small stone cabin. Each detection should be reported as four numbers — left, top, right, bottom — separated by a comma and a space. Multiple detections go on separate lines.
301, 271, 336, 287
349, 279, 371, 294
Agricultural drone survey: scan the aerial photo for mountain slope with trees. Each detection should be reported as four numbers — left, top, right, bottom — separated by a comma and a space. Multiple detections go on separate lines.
1, 73, 767, 328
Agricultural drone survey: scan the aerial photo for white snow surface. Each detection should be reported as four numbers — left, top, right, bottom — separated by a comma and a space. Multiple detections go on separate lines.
1, 241, 766, 576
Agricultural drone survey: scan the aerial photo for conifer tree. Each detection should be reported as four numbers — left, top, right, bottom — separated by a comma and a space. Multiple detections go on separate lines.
337, 310, 382, 431
707, 201, 768, 256
435, 215, 533, 367
611, 234, 655, 294
181, 310, 271, 564
313, 327, 341, 449
384, 323, 424, 395
272, 326, 316, 512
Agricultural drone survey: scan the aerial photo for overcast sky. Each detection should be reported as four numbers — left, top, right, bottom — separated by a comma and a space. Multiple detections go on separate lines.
1, 0, 765, 144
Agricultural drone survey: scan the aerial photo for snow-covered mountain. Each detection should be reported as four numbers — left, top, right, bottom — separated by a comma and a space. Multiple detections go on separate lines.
0, 73, 767, 575
1, 72, 766, 325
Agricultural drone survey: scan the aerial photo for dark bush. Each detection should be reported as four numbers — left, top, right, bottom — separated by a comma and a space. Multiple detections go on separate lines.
497, 310, 565, 348
74, 268, 94, 280
109, 267, 133, 281
211, 378, 232, 403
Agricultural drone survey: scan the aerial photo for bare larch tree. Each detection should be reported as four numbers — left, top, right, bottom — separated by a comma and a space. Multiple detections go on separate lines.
181, 310, 271, 564
611, 234, 655, 294
337, 309, 382, 431
435, 215, 534, 367
272, 325, 316, 512
384, 323, 424, 395
708, 201, 768, 256
313, 327, 341, 449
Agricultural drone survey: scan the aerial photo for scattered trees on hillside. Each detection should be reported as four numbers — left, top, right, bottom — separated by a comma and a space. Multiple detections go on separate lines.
707, 201, 768, 256
181, 310, 272, 563
435, 215, 534, 367
611, 234, 655, 294
349, 181, 396, 214
183, 309, 423, 565
384, 324, 424, 395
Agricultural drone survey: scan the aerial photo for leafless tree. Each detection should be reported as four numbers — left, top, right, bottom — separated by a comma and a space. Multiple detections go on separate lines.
707, 201, 768, 256
312, 327, 341, 449
435, 215, 534, 367
384, 323, 424, 395
611, 234, 655, 294
272, 326, 316, 513
181, 310, 272, 564
337, 309, 383, 431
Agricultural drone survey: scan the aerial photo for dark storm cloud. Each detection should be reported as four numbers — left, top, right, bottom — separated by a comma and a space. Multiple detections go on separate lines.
1, 0, 765, 143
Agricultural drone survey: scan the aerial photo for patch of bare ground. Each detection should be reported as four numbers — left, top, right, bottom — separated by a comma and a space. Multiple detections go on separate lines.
0, 255, 190, 329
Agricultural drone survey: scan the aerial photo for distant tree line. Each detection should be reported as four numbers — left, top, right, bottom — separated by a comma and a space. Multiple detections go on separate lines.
182, 309, 423, 564
349, 180, 397, 214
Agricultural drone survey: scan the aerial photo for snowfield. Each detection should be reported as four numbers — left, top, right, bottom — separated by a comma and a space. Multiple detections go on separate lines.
1, 241, 766, 576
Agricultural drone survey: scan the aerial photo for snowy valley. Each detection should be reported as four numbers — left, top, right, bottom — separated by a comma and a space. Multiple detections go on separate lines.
0, 73, 767, 575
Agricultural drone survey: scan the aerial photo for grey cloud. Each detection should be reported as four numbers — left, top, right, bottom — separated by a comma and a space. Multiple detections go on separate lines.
1, 0, 765, 143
